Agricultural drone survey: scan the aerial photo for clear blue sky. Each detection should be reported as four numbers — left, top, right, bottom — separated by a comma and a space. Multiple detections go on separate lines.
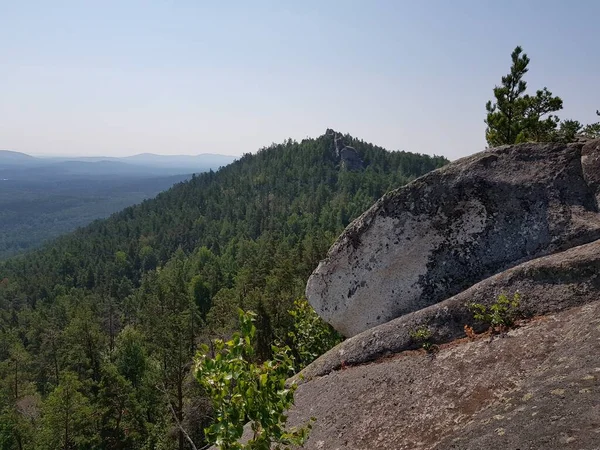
1, 1, 599, 159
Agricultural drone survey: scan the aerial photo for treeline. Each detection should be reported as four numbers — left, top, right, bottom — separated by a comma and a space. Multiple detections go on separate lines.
0, 131, 448, 449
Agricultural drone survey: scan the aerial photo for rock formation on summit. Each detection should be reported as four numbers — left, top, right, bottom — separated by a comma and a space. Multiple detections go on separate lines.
327, 128, 364, 171
307, 139, 600, 337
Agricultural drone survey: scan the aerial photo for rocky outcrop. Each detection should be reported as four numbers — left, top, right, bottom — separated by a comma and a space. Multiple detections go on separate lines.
290, 139, 600, 449
297, 238, 600, 381
287, 299, 600, 450
307, 140, 600, 337
291, 234, 600, 449
339, 146, 363, 171
582, 139, 600, 203
327, 128, 364, 171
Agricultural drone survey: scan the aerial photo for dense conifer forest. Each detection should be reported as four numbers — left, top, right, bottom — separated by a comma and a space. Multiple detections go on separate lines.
0, 131, 447, 449
0, 174, 191, 259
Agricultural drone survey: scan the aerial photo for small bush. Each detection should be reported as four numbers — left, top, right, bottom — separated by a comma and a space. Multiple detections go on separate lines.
469, 292, 521, 332
410, 326, 437, 353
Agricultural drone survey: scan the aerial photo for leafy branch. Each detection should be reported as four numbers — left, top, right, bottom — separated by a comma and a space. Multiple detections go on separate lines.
195, 309, 312, 450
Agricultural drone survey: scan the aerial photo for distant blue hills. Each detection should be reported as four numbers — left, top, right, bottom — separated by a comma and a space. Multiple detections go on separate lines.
0, 149, 237, 258
0, 150, 237, 180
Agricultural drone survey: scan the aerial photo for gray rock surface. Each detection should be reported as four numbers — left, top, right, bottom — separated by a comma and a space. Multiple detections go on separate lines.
339, 146, 364, 171
582, 139, 600, 203
307, 140, 600, 337
297, 238, 600, 382
327, 128, 364, 171
287, 299, 600, 450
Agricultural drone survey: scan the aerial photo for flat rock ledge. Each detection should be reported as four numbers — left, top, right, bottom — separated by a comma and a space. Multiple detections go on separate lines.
287, 298, 600, 449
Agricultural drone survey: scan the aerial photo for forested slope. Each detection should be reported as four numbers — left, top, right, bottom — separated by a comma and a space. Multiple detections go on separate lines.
0, 174, 191, 259
0, 130, 447, 449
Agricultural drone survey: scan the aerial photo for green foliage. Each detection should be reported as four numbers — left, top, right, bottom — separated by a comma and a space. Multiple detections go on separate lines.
409, 326, 436, 353
0, 408, 16, 450
485, 46, 530, 146
114, 326, 148, 388
37, 372, 96, 450
485, 46, 563, 146
0, 393, 39, 448
555, 119, 583, 143
519, 88, 563, 142
0, 131, 447, 448
469, 292, 521, 330
288, 298, 343, 369
97, 364, 147, 449
196, 310, 311, 450
191, 275, 212, 319
582, 110, 600, 139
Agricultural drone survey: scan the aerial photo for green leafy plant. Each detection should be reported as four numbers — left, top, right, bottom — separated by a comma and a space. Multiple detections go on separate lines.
469, 292, 521, 331
410, 326, 437, 353
195, 309, 311, 450
288, 298, 343, 370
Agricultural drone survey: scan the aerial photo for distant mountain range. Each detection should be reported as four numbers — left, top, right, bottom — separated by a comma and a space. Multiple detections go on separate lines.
0, 149, 36, 162
0, 150, 237, 180
0, 149, 237, 258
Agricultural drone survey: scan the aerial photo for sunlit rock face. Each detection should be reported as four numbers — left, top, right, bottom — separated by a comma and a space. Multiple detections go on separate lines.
307, 140, 600, 337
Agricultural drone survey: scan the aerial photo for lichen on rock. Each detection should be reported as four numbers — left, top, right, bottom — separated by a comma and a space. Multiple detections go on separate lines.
307, 140, 600, 337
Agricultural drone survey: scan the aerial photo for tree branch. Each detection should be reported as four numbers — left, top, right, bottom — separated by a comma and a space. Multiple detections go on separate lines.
157, 384, 210, 450
166, 401, 201, 450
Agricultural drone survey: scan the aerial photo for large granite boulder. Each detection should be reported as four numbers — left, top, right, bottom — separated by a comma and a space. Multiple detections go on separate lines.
307, 140, 600, 337
298, 238, 600, 382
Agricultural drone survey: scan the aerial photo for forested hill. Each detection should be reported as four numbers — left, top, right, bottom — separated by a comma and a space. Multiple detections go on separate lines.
0, 130, 447, 449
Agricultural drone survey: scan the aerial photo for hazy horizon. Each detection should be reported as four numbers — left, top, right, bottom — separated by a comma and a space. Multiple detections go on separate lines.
2, 1, 599, 160
1, 149, 238, 159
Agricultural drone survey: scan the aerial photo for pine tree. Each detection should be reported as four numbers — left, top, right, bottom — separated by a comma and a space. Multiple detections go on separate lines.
520, 88, 563, 142
556, 119, 583, 143
38, 372, 95, 449
485, 46, 530, 146
485, 46, 563, 146
582, 110, 600, 138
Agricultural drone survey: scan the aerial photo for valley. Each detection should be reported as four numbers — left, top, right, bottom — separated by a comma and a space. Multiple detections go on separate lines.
0, 151, 235, 258
0, 131, 447, 449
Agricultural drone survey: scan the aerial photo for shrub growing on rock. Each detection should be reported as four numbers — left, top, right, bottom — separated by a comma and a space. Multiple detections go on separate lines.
469, 292, 521, 332
409, 326, 437, 353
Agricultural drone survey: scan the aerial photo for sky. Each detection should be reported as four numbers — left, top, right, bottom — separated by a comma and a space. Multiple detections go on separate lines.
1, 1, 599, 160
